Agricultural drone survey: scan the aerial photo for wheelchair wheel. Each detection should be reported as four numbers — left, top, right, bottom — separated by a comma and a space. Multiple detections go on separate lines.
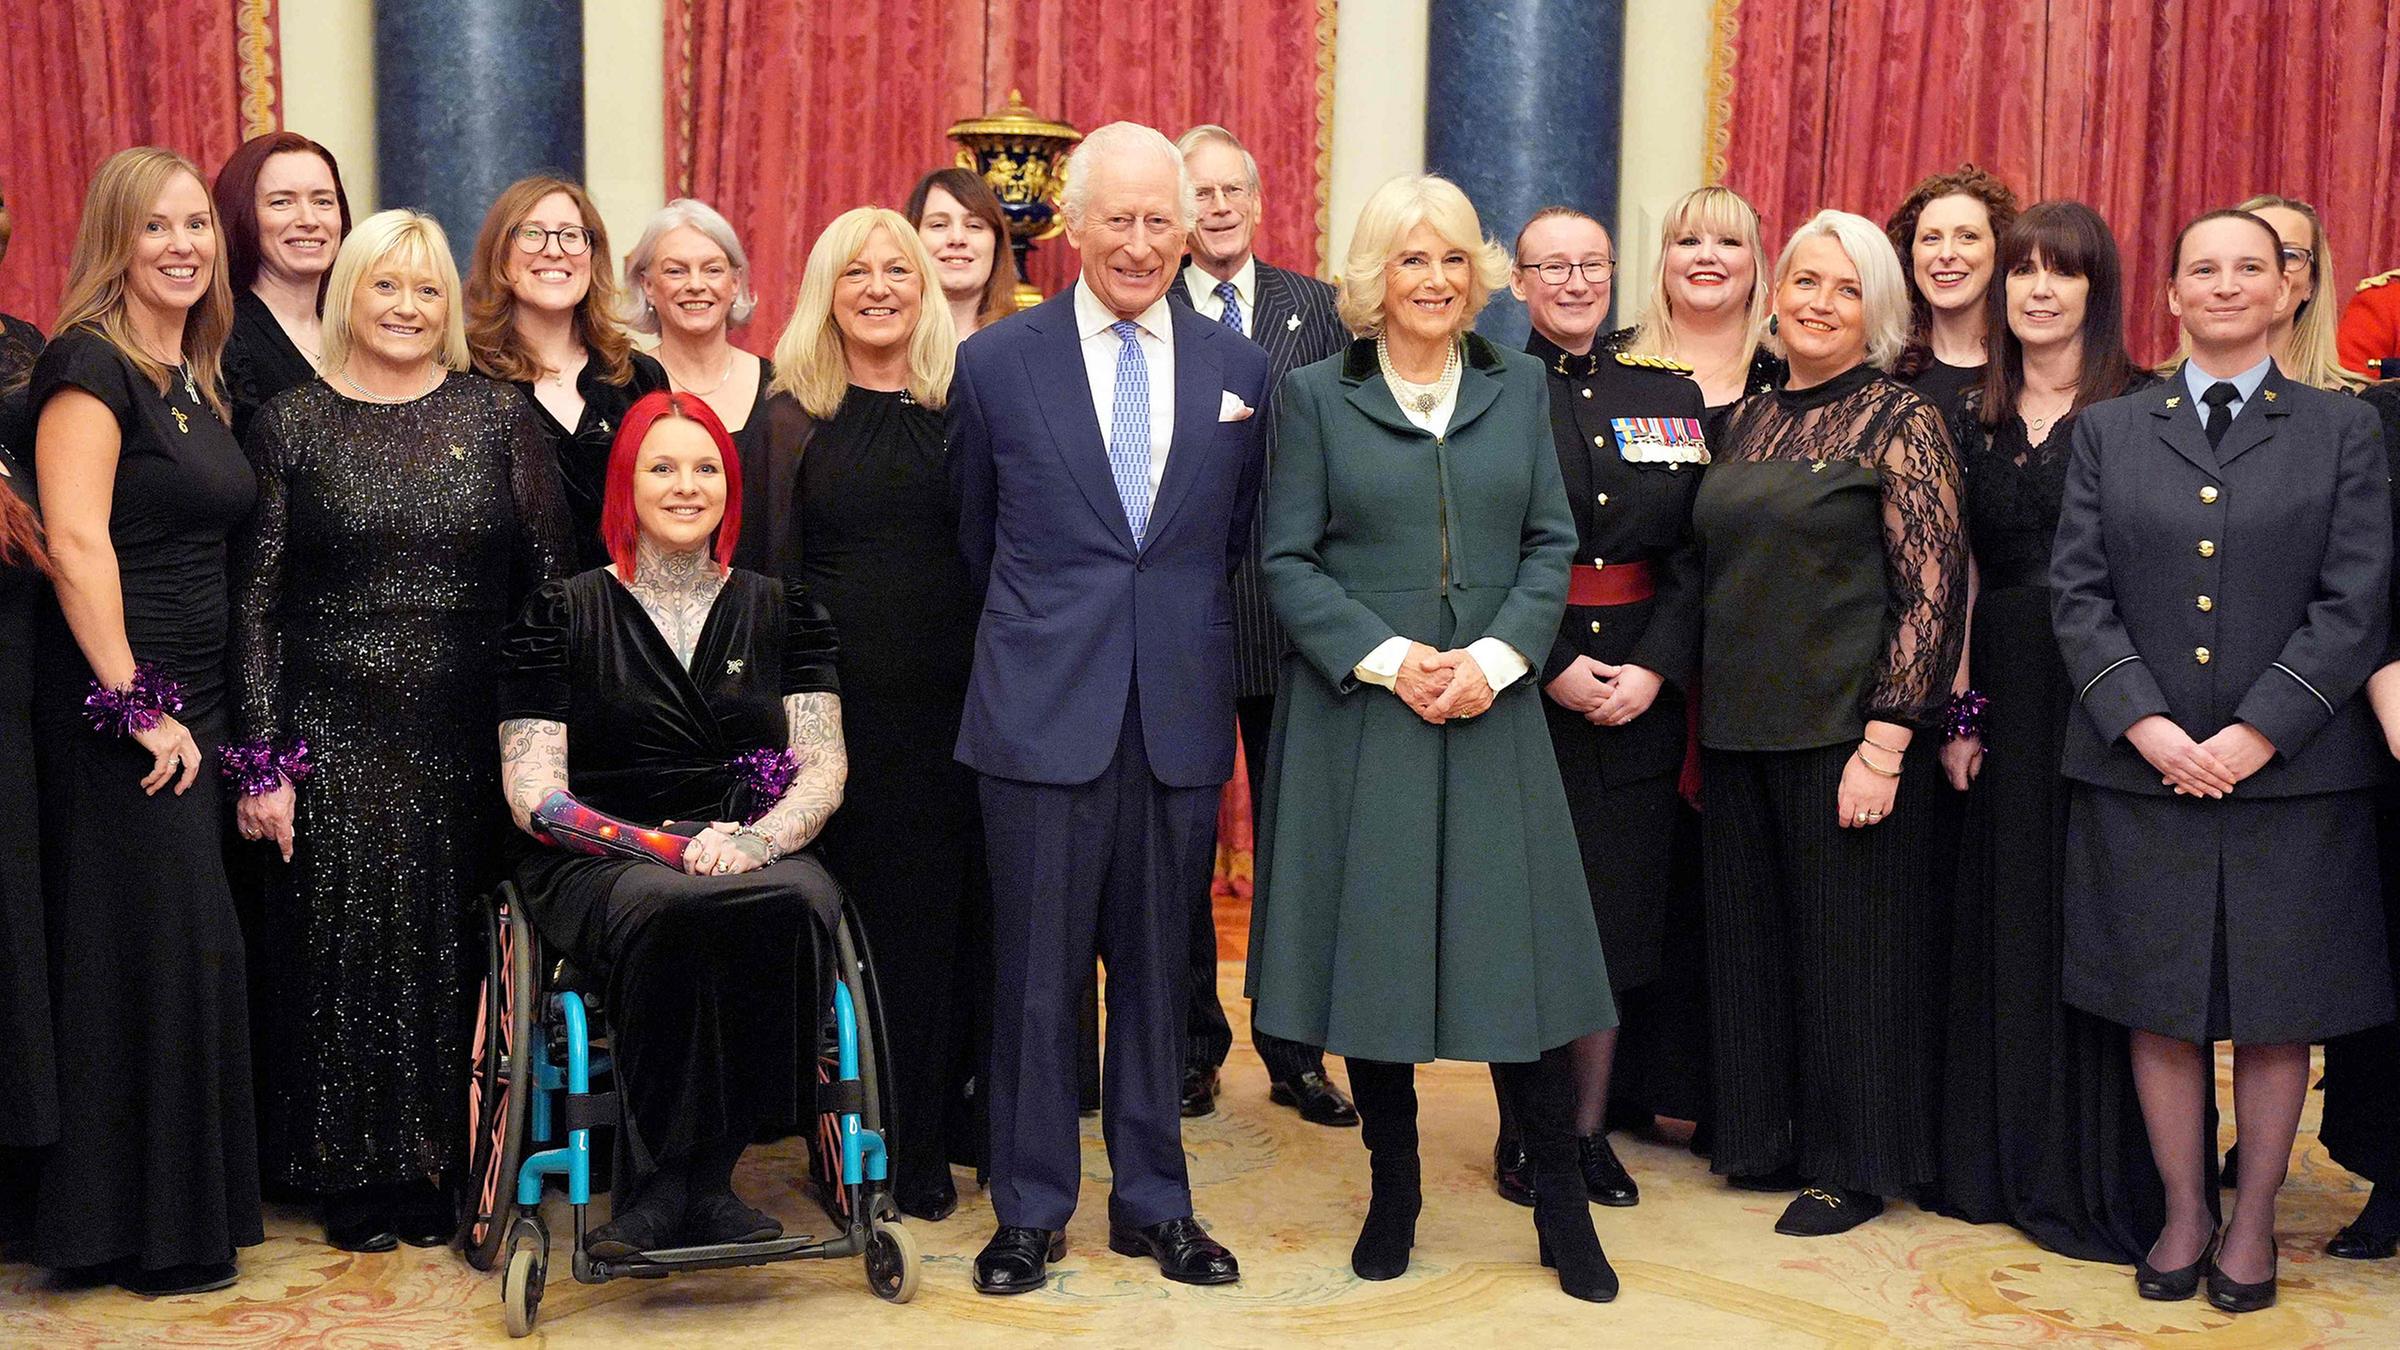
501, 1216, 547, 1337
464, 890, 538, 1271
865, 1219, 919, 1303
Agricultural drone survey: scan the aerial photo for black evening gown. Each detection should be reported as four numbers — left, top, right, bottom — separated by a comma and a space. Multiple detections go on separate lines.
1904, 357, 1985, 425
27, 328, 263, 1270
506, 351, 669, 571
0, 430, 52, 1151
791, 385, 987, 1212
498, 568, 839, 1182
720, 352, 773, 504
231, 374, 570, 1194
1933, 391, 2162, 1263
223, 291, 319, 442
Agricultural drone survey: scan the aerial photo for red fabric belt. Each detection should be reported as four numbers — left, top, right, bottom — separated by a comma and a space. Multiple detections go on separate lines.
1566, 560, 1656, 607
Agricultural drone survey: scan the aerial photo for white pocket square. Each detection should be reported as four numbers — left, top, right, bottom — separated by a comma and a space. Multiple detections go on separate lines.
1219, 391, 1255, 422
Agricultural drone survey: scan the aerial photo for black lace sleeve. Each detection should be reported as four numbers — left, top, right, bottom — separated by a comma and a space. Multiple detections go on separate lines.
230, 401, 293, 745
1866, 394, 1966, 723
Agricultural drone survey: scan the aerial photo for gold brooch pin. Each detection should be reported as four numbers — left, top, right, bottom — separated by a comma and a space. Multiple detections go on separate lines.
171, 408, 190, 434
726, 658, 746, 675
1810, 459, 1829, 473
2262, 389, 2279, 402
448, 444, 467, 461
2165, 396, 2182, 409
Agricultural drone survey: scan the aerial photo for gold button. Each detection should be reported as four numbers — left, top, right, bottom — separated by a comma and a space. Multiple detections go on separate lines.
1580, 387, 1592, 399
1589, 620, 1602, 634
2195, 647, 2211, 664
2197, 595, 2213, 612
2197, 539, 2216, 557
1594, 435, 1606, 447
1597, 493, 1610, 506
1592, 557, 1606, 569
2200, 485, 2219, 504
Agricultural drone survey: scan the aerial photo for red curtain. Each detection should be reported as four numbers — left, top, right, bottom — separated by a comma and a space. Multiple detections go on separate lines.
668, 0, 1334, 346
0, 4, 267, 329
1716, 0, 2400, 363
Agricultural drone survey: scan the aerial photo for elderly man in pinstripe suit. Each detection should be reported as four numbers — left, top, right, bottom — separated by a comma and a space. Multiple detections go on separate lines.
1170, 124, 1357, 1128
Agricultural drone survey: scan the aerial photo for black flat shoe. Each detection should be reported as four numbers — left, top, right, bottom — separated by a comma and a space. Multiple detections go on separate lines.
899, 1180, 960, 1223
1180, 1065, 1220, 1119
973, 1225, 1065, 1295
1270, 1071, 1360, 1127
1773, 1186, 1885, 1237
682, 1191, 782, 1247
2206, 1245, 2278, 1314
323, 1190, 399, 1254
2135, 1232, 2212, 1300
1728, 1162, 1806, 1192
1579, 1132, 1639, 1207
115, 1260, 238, 1297
1493, 1136, 1535, 1207
1108, 1215, 1239, 1285
586, 1204, 681, 1261
391, 1183, 455, 1248
2328, 1223, 2399, 1260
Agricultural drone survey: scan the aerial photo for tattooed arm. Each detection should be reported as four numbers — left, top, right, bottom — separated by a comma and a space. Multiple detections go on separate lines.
499, 716, 570, 836
747, 691, 847, 856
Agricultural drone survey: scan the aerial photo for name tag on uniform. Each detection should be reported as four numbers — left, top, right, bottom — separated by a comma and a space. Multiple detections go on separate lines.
1610, 417, 1710, 465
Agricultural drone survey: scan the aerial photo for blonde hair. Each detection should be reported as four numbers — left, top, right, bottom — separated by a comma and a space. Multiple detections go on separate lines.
53, 147, 234, 420
770, 208, 955, 420
1628, 185, 1771, 369
1766, 209, 1913, 371
1335, 174, 1511, 336
319, 210, 470, 381
2234, 194, 2363, 391
621, 197, 758, 333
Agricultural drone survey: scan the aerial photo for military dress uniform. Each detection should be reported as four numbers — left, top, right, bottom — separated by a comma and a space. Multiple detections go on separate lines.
2338, 267, 2400, 381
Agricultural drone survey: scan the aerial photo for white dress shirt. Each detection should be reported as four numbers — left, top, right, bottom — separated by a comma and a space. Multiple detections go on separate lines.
2181, 354, 2275, 428
1183, 255, 1257, 332
1074, 280, 1175, 491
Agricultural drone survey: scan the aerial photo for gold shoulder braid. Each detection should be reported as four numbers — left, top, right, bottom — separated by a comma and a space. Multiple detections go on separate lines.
1615, 351, 1694, 374
2358, 267, 2400, 292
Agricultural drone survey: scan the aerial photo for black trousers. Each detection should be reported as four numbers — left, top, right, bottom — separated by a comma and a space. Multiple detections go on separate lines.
1185, 693, 1324, 1083
1701, 742, 1942, 1197
2320, 798, 2400, 1187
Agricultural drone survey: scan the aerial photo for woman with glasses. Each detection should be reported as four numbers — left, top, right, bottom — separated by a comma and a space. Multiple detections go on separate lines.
2233, 194, 2365, 392
1883, 166, 2019, 420
1482, 207, 1706, 1216
468, 176, 668, 567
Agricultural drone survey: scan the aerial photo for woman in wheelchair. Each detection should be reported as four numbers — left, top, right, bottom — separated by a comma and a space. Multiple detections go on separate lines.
495, 389, 846, 1259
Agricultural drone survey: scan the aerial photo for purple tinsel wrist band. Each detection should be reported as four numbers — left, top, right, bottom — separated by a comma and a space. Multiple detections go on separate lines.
82, 663, 185, 737
732, 747, 801, 824
1941, 688, 1990, 743
220, 737, 315, 797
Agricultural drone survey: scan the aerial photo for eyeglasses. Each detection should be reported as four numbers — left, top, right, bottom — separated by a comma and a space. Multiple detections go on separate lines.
1194, 184, 1252, 207
1517, 259, 1615, 285
2277, 244, 2313, 273
514, 224, 593, 257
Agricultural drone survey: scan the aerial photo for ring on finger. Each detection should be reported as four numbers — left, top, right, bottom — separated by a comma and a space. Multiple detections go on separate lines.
1854, 810, 1869, 824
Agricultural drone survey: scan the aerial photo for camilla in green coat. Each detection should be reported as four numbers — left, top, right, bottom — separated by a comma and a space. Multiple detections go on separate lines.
1245, 328, 1616, 1066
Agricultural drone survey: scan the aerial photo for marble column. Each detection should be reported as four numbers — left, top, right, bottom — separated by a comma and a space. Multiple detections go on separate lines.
1425, 0, 1626, 346
376, 0, 585, 264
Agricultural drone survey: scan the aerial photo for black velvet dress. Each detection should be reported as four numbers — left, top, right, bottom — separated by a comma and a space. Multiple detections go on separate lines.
231, 374, 570, 1194
789, 385, 986, 1212
1932, 385, 2162, 1262
506, 351, 669, 571
27, 328, 263, 1270
223, 291, 320, 442
498, 568, 839, 1180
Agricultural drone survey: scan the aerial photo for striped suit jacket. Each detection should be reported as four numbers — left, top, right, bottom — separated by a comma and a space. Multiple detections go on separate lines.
1173, 258, 1350, 697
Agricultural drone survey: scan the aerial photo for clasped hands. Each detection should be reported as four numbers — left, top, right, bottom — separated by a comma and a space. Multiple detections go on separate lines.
1393, 641, 1495, 724
2124, 715, 2276, 798
1542, 655, 1663, 727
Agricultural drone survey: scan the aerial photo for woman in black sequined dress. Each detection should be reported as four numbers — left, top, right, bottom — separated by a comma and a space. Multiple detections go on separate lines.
1930, 201, 2159, 1263
229, 211, 569, 1251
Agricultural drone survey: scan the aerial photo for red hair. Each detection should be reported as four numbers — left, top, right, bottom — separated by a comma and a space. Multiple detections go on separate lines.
600, 391, 742, 579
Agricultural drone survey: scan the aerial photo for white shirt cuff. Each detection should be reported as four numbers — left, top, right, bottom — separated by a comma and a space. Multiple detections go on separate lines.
1354, 636, 1411, 689
1467, 637, 1529, 693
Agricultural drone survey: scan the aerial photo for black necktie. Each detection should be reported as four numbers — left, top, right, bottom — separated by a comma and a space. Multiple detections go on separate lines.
2202, 381, 2239, 448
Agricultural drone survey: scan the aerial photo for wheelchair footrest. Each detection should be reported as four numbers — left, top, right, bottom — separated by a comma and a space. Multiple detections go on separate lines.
561, 1091, 619, 1134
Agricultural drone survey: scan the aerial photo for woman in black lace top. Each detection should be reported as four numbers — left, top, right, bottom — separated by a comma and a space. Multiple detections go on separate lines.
1930, 201, 2157, 1262
1690, 209, 1964, 1237
229, 211, 569, 1251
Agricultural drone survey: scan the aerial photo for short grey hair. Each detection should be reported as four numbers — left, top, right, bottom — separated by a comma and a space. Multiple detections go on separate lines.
1175, 123, 1260, 193
1060, 122, 1197, 230
1766, 209, 1912, 370
621, 197, 758, 332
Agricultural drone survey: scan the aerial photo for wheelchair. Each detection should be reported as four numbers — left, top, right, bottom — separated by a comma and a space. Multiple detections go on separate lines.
460, 879, 919, 1337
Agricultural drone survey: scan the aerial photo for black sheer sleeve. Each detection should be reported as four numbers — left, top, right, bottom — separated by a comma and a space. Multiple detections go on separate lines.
779, 575, 841, 696
230, 401, 294, 745
498, 381, 573, 606
1866, 394, 1967, 723
497, 578, 577, 724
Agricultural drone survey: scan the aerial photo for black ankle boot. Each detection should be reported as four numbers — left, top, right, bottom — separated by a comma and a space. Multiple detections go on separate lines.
1501, 1049, 1619, 1303
1345, 1057, 1422, 1281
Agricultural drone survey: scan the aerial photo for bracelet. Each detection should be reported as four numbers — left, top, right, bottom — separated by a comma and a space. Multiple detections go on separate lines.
1860, 732, 1908, 757
220, 737, 315, 797
82, 662, 185, 737
1941, 688, 1990, 744
726, 824, 781, 865
1853, 747, 1903, 778
731, 747, 802, 823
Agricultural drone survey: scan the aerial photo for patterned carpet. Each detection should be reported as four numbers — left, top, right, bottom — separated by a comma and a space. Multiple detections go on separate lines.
7, 965, 2400, 1349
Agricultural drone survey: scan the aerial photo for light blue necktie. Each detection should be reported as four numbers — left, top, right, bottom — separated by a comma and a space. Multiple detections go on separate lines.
1214, 279, 1243, 337
1108, 319, 1153, 547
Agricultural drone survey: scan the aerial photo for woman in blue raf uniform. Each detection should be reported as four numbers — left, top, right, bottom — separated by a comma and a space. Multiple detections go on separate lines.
1485, 207, 1705, 1213
2052, 208, 2394, 1314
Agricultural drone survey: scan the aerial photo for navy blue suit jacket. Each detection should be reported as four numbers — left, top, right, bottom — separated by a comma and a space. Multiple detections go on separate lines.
950, 287, 1271, 788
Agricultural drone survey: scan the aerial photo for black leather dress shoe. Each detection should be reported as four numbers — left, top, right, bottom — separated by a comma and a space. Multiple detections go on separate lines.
1108, 1215, 1239, 1285
1578, 1132, 1638, 1206
2206, 1246, 2277, 1314
1269, 1071, 1359, 1127
899, 1180, 960, 1223
1493, 1136, 1535, 1207
2328, 1223, 2400, 1260
323, 1190, 399, 1254
391, 1183, 455, 1248
2135, 1233, 2211, 1301
1180, 1065, 1220, 1118
973, 1226, 1065, 1295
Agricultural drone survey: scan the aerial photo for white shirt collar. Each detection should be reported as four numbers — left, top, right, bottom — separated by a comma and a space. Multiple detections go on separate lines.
1183, 255, 1257, 311
1074, 279, 1175, 344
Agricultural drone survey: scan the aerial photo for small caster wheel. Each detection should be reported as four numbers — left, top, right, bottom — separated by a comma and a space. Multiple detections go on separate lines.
865, 1221, 920, 1303
502, 1218, 547, 1337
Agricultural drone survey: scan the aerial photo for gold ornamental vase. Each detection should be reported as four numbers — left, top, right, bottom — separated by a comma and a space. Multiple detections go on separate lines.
948, 90, 1082, 311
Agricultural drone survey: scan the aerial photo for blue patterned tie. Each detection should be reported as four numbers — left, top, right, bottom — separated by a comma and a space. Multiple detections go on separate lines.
1214, 279, 1243, 337
1108, 319, 1153, 547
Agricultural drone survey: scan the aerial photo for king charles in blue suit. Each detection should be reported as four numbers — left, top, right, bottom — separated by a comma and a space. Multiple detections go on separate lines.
949, 122, 1268, 1295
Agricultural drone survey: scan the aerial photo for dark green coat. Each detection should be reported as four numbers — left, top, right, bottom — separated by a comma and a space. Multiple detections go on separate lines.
1246, 333, 1617, 1064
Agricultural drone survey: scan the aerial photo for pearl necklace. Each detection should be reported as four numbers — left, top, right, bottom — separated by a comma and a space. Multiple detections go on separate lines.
1376, 332, 1461, 416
